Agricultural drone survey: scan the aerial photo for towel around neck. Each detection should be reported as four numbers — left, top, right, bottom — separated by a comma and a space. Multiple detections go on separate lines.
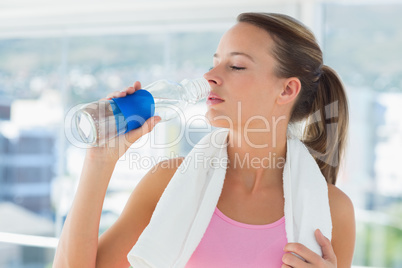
128, 128, 332, 267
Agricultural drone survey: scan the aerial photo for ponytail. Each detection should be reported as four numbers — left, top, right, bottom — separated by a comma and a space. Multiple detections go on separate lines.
302, 65, 349, 185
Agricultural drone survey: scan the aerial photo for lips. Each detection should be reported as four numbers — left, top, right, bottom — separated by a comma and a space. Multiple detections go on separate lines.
207, 92, 224, 106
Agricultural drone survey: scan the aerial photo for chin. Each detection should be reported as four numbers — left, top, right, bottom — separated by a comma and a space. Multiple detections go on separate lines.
205, 110, 234, 129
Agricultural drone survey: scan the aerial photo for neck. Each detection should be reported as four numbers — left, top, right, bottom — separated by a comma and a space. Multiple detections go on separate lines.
225, 123, 288, 193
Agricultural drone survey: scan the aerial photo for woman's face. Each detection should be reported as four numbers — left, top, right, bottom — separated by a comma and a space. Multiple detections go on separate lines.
204, 22, 287, 129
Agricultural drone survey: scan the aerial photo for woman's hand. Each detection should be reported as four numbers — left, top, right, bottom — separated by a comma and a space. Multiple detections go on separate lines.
86, 81, 161, 164
282, 229, 337, 268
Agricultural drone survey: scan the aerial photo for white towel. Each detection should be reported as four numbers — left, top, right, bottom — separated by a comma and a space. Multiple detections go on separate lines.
128, 128, 332, 267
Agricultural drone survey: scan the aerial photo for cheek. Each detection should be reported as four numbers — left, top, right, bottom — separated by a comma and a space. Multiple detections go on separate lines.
204, 81, 277, 128
234, 90, 274, 119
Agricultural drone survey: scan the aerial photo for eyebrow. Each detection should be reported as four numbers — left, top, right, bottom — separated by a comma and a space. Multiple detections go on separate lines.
213, 52, 255, 63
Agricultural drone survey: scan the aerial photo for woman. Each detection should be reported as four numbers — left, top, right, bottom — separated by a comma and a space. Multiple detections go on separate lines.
54, 13, 355, 267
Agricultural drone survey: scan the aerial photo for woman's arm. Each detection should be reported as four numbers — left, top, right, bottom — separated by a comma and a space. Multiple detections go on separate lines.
328, 183, 356, 267
53, 82, 163, 267
96, 157, 184, 267
53, 155, 182, 268
53, 154, 116, 267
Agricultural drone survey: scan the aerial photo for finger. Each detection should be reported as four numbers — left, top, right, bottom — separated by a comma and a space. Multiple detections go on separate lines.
315, 229, 336, 262
282, 252, 308, 268
133, 81, 142, 91
116, 81, 141, 97
284, 243, 321, 264
125, 116, 161, 143
106, 90, 127, 100
281, 264, 292, 268
123, 86, 136, 95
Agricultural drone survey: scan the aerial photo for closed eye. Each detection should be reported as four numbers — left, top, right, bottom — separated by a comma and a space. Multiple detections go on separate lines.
230, 66, 246, 71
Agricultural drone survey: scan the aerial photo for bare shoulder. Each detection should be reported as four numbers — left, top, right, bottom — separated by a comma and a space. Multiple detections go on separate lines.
327, 183, 356, 267
139, 156, 185, 209
327, 183, 355, 226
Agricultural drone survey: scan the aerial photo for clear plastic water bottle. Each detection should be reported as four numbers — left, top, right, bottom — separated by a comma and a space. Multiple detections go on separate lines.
74, 78, 210, 146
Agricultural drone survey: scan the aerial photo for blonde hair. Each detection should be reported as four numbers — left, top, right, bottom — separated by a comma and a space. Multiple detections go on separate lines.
238, 12, 349, 185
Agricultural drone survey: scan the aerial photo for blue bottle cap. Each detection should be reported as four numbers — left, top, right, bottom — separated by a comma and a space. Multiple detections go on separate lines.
112, 89, 155, 133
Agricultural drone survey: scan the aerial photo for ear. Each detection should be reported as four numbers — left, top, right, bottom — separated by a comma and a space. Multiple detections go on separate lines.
277, 77, 301, 105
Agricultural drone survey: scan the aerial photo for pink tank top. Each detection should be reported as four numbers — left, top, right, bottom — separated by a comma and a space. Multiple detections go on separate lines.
186, 207, 287, 267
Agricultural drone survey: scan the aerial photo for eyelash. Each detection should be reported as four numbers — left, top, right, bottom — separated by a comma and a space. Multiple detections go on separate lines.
209, 66, 246, 71
230, 66, 246, 71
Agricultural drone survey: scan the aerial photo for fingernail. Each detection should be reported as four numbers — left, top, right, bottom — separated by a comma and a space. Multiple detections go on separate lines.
318, 229, 324, 237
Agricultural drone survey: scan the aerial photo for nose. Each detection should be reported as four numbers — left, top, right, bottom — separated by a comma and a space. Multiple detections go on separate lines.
203, 67, 223, 86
